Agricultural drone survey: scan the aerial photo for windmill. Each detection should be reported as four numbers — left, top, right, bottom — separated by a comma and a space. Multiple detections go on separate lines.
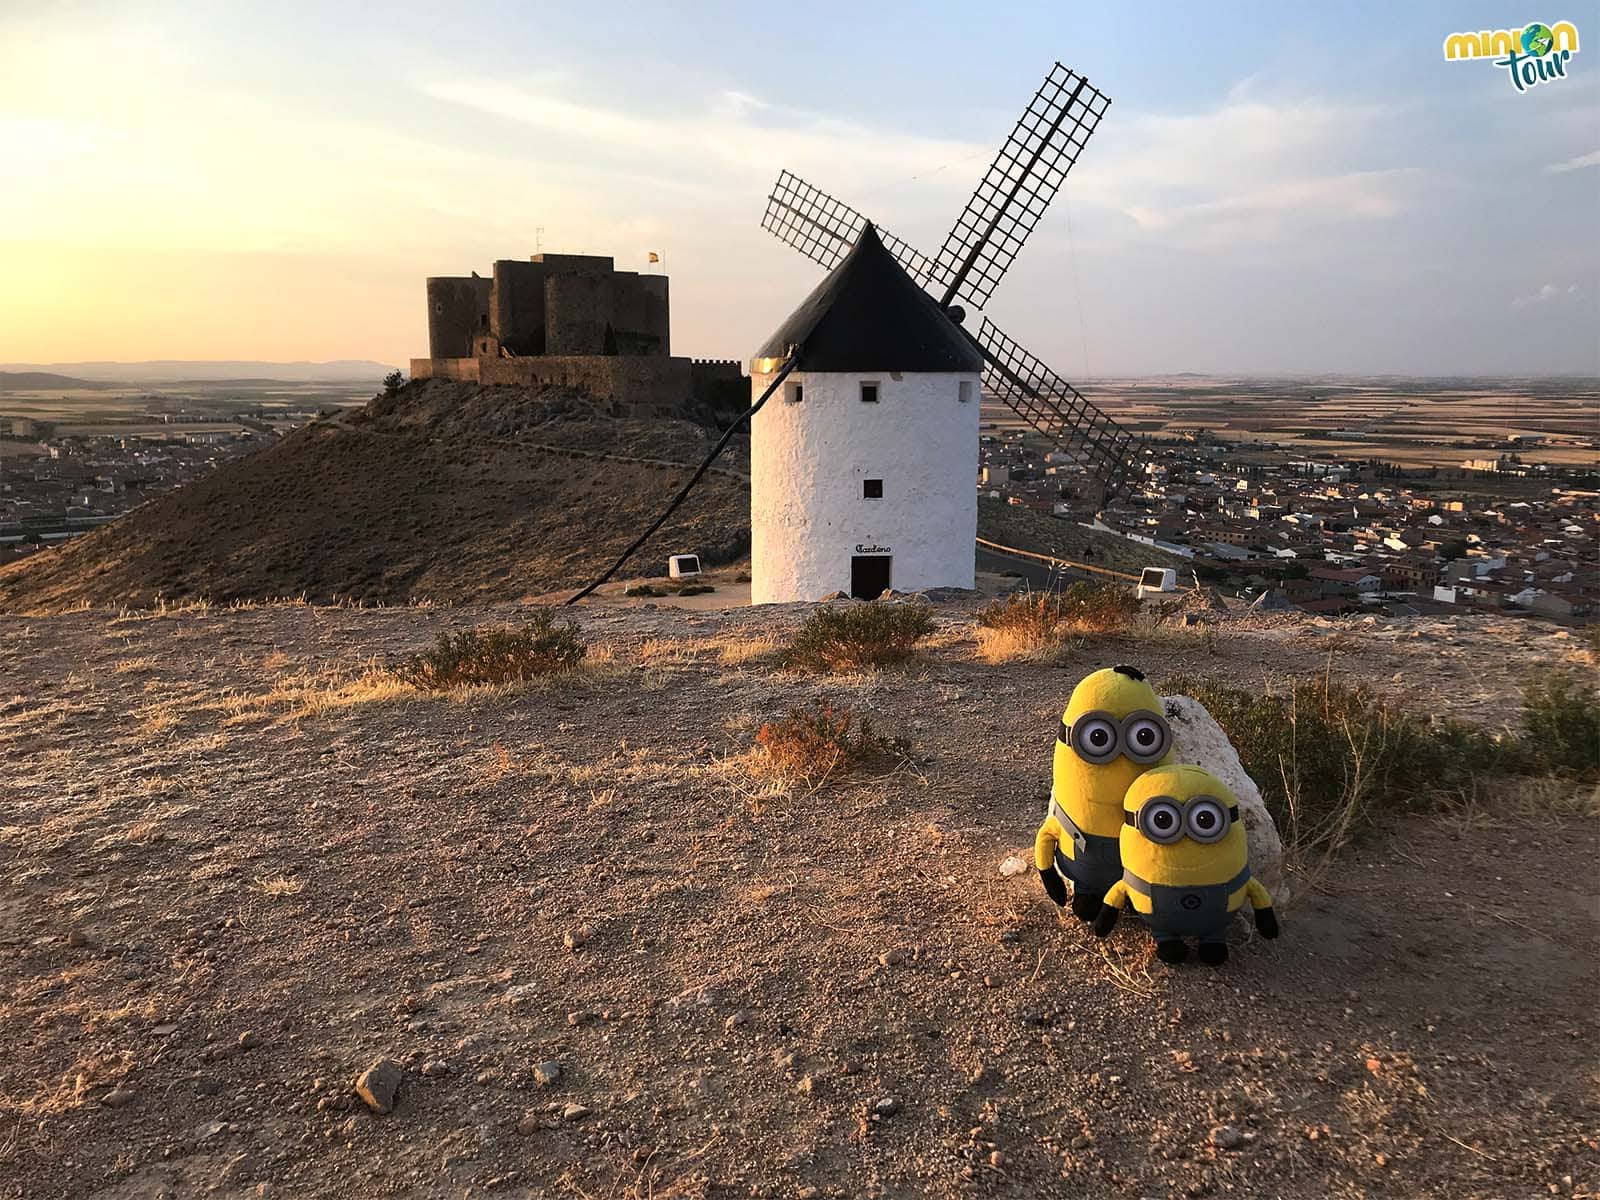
759, 62, 1138, 501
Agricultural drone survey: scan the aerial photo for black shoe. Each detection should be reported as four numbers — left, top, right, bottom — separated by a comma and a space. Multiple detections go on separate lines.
1156, 939, 1188, 964
1197, 942, 1229, 966
1070, 890, 1102, 923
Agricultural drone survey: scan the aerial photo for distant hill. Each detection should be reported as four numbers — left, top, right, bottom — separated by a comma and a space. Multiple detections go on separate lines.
0, 360, 397, 384
0, 380, 749, 610
0, 371, 112, 391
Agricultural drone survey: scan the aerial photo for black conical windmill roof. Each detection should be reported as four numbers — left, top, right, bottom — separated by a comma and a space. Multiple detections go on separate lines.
754, 223, 984, 373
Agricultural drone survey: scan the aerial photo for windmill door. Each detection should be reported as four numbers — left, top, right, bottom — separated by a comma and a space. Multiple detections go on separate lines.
850, 555, 891, 600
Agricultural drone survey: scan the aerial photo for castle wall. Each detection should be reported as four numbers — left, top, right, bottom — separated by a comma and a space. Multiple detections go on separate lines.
479, 355, 691, 418
489, 261, 548, 355
410, 357, 480, 382
426, 277, 491, 359
545, 273, 617, 355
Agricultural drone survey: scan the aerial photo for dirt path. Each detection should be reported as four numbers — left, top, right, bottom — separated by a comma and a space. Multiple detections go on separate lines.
2, 606, 1595, 1199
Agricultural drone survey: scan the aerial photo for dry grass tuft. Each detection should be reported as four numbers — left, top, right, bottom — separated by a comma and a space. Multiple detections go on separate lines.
399, 611, 585, 690
257, 874, 305, 897
782, 603, 935, 672
222, 664, 419, 725
975, 584, 1140, 662
747, 700, 909, 788
111, 657, 158, 675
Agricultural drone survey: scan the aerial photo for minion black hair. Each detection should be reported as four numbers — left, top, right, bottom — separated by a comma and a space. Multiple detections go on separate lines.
1112, 664, 1146, 681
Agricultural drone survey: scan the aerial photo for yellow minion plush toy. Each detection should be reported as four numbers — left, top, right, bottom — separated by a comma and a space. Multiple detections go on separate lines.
1092, 763, 1279, 965
1035, 665, 1172, 921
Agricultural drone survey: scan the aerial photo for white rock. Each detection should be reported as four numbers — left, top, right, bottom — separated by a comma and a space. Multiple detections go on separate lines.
998, 854, 1030, 879
1160, 695, 1286, 900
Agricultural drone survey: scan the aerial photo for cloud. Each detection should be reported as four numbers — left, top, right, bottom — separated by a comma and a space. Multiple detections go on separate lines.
416, 77, 987, 192
1546, 148, 1600, 173
1511, 282, 1581, 307
1064, 95, 1424, 250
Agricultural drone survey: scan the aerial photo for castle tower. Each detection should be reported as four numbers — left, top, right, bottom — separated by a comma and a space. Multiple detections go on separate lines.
748, 224, 983, 604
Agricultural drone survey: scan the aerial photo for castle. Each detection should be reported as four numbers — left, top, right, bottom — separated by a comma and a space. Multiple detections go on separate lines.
410, 253, 741, 418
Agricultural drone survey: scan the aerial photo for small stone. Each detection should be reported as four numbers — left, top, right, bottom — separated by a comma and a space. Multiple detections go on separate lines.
102, 1087, 136, 1108
724, 1011, 749, 1030
999, 855, 1030, 878
872, 1096, 901, 1119
533, 1061, 562, 1087
238, 1031, 263, 1050
1211, 1126, 1244, 1151
989, 1150, 1006, 1169
878, 948, 908, 967
567, 1010, 595, 1026
67, 930, 91, 949
561, 1102, 590, 1121
838, 1060, 860, 1077
796, 1075, 815, 1095
354, 1058, 403, 1114
421, 1060, 451, 1078
563, 927, 591, 951
515, 1112, 541, 1137
152, 1023, 180, 1036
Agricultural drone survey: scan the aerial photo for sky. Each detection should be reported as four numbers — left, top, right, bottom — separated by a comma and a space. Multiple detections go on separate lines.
2, 0, 1597, 376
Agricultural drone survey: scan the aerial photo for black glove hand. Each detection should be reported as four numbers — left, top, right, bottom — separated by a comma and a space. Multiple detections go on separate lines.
1255, 906, 1280, 939
1040, 867, 1067, 907
1091, 903, 1120, 938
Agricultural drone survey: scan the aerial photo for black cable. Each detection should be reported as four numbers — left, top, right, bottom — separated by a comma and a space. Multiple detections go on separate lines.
564, 352, 798, 606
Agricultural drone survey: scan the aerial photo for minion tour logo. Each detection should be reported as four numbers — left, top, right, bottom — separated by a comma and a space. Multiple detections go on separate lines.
1443, 20, 1580, 92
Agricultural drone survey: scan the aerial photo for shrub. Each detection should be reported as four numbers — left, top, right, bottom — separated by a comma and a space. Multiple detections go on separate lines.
782, 602, 935, 672
751, 700, 907, 785
399, 611, 585, 690
975, 582, 1139, 660
381, 369, 405, 397
1519, 670, 1600, 777
1163, 672, 1518, 851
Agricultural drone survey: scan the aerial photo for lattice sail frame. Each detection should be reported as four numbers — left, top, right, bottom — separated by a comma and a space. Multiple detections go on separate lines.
934, 63, 1110, 310
762, 171, 940, 290
976, 318, 1138, 497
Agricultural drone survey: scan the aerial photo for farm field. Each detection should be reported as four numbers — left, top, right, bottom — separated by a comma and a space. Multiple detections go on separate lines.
982, 376, 1599, 469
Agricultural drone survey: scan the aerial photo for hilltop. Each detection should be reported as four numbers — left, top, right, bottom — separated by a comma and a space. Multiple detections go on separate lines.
0, 380, 751, 611
0, 600, 1594, 1199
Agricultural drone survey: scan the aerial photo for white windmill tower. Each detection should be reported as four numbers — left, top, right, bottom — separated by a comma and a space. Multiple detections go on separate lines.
749, 224, 983, 603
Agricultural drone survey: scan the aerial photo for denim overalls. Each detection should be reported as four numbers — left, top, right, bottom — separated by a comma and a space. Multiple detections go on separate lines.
1049, 797, 1123, 903
1121, 864, 1252, 944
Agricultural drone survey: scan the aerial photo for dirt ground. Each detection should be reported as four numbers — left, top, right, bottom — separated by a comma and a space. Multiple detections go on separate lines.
2, 602, 1596, 1200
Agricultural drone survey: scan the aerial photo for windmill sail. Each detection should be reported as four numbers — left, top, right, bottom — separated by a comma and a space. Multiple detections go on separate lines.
762, 170, 940, 288
934, 63, 1110, 311
974, 317, 1138, 499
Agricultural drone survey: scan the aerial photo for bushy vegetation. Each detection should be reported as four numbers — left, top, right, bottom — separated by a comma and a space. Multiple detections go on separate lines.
751, 700, 907, 785
381, 369, 405, 397
1165, 668, 1597, 852
782, 602, 936, 672
1518, 670, 1600, 776
975, 583, 1140, 660
398, 611, 585, 690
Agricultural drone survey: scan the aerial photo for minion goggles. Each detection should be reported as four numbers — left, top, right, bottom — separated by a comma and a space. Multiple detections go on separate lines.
1126, 794, 1240, 844
1059, 709, 1172, 765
